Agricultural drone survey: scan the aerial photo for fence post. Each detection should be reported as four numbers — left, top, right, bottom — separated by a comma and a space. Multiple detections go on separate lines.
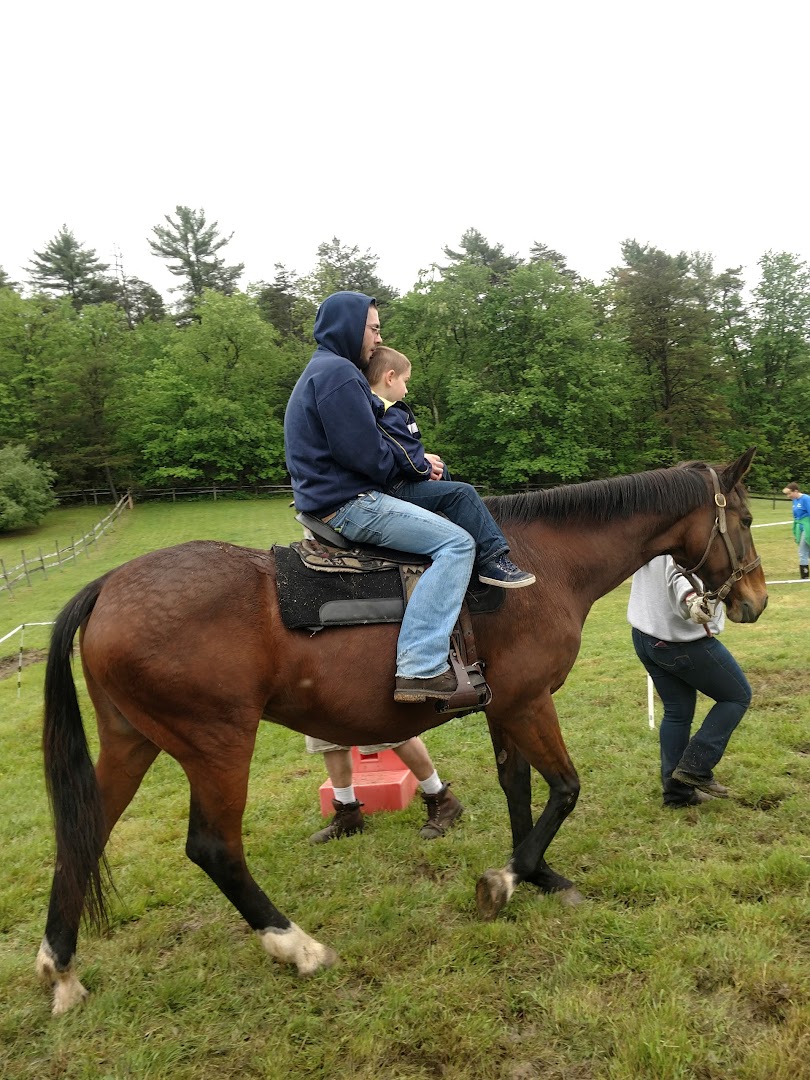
0, 558, 13, 596
38, 547, 48, 578
20, 550, 32, 587
213, 482, 218, 501
56, 540, 62, 570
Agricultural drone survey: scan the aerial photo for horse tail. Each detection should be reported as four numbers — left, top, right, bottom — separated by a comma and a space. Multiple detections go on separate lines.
43, 573, 114, 929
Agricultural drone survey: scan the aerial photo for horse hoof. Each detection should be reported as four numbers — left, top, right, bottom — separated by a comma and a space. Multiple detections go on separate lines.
37, 940, 89, 1016
556, 886, 585, 908
298, 945, 339, 976
259, 922, 338, 976
476, 868, 517, 921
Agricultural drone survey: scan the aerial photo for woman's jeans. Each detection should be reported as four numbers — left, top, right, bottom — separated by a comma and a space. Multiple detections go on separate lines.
390, 478, 507, 567
329, 491, 476, 679
799, 532, 810, 566
631, 627, 752, 802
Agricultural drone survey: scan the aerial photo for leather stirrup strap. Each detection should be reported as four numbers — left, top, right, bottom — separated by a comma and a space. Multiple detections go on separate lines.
456, 601, 477, 666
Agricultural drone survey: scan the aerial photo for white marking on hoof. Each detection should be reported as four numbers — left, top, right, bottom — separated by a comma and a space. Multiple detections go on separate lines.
557, 886, 585, 908
257, 922, 338, 976
476, 867, 518, 921
36, 939, 89, 1016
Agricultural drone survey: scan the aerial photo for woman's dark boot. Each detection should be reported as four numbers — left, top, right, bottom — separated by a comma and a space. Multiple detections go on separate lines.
800, 565, 809, 579
419, 783, 463, 839
309, 799, 365, 844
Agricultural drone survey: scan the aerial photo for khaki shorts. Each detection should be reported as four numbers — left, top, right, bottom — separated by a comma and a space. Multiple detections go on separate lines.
305, 735, 407, 755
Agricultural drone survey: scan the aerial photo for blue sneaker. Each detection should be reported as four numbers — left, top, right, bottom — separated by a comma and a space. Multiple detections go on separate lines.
478, 554, 536, 589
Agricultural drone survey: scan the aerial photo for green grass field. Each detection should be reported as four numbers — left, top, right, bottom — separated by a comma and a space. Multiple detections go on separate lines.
1, 495, 808, 1079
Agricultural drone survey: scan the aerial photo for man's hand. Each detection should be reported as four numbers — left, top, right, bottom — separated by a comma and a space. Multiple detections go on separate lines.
685, 592, 714, 624
424, 453, 445, 481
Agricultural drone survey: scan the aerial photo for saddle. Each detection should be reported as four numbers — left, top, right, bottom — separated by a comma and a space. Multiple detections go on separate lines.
272, 511, 498, 716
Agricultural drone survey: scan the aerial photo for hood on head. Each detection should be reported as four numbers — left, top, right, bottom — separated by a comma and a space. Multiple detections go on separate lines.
313, 291, 376, 366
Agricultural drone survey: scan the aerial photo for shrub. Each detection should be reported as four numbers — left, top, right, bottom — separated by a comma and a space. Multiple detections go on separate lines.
0, 443, 57, 531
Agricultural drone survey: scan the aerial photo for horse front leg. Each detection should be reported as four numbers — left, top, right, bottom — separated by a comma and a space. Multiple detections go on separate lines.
486, 718, 533, 850
477, 696, 582, 921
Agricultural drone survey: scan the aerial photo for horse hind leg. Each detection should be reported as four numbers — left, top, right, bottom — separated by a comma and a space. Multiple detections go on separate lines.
181, 749, 337, 977
38, 693, 160, 1015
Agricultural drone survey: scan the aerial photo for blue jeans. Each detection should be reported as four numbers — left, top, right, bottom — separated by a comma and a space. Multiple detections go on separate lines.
390, 479, 507, 567
799, 532, 809, 566
329, 491, 476, 679
631, 628, 751, 803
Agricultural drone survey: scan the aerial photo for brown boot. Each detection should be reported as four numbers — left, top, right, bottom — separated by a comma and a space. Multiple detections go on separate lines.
419, 783, 463, 839
394, 669, 457, 703
309, 799, 365, 844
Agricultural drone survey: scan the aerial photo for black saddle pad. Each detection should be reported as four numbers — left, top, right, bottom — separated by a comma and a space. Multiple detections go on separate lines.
272, 545, 505, 631
273, 545, 403, 629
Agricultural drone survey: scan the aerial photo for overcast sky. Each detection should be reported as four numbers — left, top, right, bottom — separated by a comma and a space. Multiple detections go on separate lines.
4, 1, 807, 300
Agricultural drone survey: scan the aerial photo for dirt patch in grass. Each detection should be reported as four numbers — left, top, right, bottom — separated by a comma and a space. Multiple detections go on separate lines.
0, 647, 47, 680
736, 791, 788, 811
746, 981, 795, 1024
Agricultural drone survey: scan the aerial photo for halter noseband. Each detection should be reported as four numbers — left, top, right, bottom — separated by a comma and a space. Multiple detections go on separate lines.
678, 467, 761, 603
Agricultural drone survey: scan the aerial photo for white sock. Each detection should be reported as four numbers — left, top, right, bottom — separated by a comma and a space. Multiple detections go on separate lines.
333, 785, 356, 804
419, 771, 443, 796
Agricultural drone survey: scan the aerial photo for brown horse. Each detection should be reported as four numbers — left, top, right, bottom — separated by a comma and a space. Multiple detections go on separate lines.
37, 450, 767, 1014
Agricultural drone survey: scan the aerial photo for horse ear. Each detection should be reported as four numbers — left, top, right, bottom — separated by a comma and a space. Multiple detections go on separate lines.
721, 447, 756, 491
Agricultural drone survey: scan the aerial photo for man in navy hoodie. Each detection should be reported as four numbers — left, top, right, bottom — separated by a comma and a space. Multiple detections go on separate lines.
284, 291, 476, 703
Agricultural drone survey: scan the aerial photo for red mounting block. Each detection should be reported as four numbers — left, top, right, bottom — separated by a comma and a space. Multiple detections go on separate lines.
318, 746, 419, 814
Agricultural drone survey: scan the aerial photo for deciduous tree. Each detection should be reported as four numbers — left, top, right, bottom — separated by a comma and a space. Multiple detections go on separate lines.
0, 444, 56, 531
298, 237, 398, 310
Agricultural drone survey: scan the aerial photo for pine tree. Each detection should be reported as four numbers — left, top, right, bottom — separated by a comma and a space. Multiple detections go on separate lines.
148, 205, 244, 315
0, 266, 20, 291
441, 228, 522, 283
27, 226, 113, 309
254, 263, 302, 337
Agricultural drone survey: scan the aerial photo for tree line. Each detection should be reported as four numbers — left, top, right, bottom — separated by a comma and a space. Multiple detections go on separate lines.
1, 208, 809, 512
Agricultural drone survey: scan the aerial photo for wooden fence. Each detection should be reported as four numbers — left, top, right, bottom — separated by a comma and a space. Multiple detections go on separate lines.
55, 483, 294, 505
0, 493, 132, 597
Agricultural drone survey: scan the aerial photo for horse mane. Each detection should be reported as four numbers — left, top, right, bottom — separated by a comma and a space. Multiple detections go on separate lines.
485, 464, 715, 526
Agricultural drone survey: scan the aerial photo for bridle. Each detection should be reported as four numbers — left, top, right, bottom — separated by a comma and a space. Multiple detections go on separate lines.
677, 467, 762, 603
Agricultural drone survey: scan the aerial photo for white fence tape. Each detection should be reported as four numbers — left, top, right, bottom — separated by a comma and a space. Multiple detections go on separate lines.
0, 621, 55, 646
0, 622, 55, 698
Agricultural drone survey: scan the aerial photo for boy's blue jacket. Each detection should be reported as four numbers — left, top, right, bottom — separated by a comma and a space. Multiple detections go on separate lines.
373, 396, 432, 485
284, 292, 403, 515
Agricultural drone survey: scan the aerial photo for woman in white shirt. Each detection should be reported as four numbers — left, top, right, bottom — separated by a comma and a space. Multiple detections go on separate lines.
628, 555, 752, 808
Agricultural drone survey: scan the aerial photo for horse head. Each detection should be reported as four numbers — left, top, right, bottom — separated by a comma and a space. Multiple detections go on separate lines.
675, 447, 767, 624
